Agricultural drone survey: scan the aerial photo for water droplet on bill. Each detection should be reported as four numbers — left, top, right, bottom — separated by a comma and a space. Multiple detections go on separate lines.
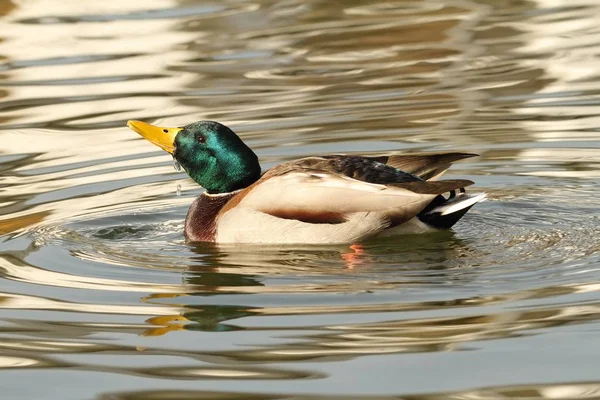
173, 159, 182, 172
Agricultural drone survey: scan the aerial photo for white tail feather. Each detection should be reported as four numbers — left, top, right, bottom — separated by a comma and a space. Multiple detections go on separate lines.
438, 192, 487, 216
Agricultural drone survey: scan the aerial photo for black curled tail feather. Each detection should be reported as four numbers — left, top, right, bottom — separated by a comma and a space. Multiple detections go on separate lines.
418, 192, 486, 229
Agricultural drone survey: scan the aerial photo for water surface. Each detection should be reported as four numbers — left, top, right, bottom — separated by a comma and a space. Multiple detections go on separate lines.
1, 0, 600, 399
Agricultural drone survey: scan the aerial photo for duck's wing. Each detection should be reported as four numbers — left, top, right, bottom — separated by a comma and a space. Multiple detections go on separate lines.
365, 152, 477, 181
224, 167, 473, 228
260, 153, 477, 183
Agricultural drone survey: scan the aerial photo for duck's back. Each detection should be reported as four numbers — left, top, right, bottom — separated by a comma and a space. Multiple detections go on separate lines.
262, 155, 424, 185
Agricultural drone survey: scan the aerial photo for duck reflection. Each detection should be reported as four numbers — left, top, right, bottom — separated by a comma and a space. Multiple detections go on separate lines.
185, 230, 473, 274
141, 301, 258, 336
136, 284, 600, 366
139, 233, 476, 336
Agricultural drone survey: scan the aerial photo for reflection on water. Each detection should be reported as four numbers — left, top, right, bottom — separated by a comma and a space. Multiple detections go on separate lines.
1, 0, 600, 399
98, 382, 600, 399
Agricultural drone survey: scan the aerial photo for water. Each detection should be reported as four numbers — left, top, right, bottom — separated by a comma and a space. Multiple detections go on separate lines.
1, 0, 600, 399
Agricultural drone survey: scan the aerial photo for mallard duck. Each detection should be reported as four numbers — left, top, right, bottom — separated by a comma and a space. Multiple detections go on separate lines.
127, 120, 485, 244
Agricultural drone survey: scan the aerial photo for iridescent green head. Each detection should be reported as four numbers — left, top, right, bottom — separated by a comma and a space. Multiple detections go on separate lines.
127, 120, 261, 194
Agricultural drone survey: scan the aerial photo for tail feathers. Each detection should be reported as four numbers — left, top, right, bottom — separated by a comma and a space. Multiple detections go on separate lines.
418, 192, 486, 229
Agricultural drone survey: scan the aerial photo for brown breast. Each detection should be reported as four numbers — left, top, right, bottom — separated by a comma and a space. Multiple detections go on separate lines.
184, 192, 239, 242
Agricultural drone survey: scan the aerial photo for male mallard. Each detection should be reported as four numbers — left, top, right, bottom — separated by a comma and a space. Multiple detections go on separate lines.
127, 120, 485, 244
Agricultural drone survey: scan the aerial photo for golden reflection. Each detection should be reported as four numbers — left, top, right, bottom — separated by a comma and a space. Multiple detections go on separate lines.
0, 211, 49, 235
142, 314, 189, 336
0, 291, 182, 316
0, 356, 40, 368
0, 254, 187, 293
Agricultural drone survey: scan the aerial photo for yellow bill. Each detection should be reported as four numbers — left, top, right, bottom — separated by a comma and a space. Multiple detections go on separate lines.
127, 120, 182, 154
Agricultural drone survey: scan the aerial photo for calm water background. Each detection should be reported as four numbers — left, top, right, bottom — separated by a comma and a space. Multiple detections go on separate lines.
1, 0, 600, 399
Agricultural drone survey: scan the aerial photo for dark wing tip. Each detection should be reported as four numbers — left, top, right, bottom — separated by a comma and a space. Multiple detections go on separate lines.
446, 152, 478, 160
373, 152, 478, 181
384, 152, 479, 165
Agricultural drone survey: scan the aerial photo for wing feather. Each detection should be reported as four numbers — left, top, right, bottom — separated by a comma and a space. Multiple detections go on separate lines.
367, 153, 477, 180
231, 172, 471, 228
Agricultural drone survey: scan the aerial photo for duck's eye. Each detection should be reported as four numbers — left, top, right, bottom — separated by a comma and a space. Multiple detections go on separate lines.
195, 134, 206, 143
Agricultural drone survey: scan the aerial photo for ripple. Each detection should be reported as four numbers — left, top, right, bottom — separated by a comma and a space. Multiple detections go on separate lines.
345, 2, 449, 17
99, 382, 600, 399
0, 53, 143, 72
0, 74, 169, 87
0, 356, 42, 368
7, 183, 596, 303
245, 66, 365, 80
16, 4, 260, 24
142, 365, 324, 380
